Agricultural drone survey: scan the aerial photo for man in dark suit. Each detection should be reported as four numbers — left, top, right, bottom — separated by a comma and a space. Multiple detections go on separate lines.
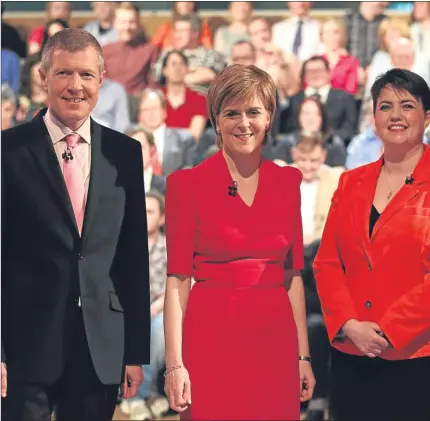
1, 28, 151, 421
280, 56, 357, 144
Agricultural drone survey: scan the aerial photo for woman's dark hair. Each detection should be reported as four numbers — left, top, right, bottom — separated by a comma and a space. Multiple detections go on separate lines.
300, 55, 330, 86
371, 68, 430, 113
160, 50, 189, 86
41, 19, 69, 52
297, 96, 333, 141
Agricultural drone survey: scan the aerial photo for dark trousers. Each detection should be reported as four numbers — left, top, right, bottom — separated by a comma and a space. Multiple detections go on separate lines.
2, 307, 119, 421
330, 348, 430, 421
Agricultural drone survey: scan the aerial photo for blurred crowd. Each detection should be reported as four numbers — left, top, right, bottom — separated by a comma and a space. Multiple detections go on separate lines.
2, 1, 430, 420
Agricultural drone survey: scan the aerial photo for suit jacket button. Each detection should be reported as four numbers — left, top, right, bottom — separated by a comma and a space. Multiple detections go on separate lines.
365, 300, 372, 309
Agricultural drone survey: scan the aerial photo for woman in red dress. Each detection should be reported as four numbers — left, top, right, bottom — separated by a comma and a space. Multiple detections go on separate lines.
163, 64, 315, 420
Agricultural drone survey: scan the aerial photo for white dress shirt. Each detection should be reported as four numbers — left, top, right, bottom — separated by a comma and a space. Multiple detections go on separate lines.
153, 124, 166, 165
300, 179, 319, 237
43, 108, 92, 196
272, 16, 321, 62
304, 84, 331, 104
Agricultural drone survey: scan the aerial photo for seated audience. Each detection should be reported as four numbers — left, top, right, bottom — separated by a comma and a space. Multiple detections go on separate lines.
230, 40, 256, 66
1, 84, 17, 130
410, 1, 430, 61
272, 1, 321, 62
160, 50, 208, 143
127, 127, 166, 195
153, 15, 225, 96
91, 78, 130, 133
83, 1, 119, 46
27, 1, 72, 55
280, 56, 357, 144
1, 48, 20, 94
136, 88, 195, 176
214, 1, 253, 59
152, 1, 212, 50
319, 18, 359, 96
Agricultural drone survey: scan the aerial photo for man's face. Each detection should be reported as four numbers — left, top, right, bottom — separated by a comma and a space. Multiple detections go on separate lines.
173, 21, 194, 50
1, 99, 15, 130
115, 8, 139, 42
390, 42, 415, 70
249, 19, 271, 51
138, 94, 166, 131
38, 47, 103, 130
162, 52, 188, 84
292, 145, 326, 182
146, 197, 165, 235
303, 59, 330, 89
48, 2, 71, 21
92, 2, 115, 21
288, 1, 312, 18
231, 43, 255, 65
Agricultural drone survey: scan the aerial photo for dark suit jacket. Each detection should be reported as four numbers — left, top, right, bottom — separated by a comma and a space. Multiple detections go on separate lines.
280, 88, 357, 143
150, 174, 167, 196
1, 109, 151, 385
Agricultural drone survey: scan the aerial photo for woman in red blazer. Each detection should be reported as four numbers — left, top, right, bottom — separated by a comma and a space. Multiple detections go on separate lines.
314, 68, 430, 421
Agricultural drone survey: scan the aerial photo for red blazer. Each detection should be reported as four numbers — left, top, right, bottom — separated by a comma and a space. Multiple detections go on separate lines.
314, 145, 430, 360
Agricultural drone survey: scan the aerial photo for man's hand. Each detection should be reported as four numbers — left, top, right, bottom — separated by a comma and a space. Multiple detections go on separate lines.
121, 365, 143, 399
343, 320, 389, 357
1, 362, 7, 398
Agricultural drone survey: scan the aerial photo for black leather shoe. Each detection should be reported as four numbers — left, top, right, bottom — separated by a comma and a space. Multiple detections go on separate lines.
307, 409, 325, 421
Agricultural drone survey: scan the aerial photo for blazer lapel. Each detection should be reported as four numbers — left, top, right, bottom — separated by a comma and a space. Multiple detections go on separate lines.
26, 110, 79, 233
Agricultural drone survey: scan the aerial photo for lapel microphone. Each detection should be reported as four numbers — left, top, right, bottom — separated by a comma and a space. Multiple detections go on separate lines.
405, 174, 415, 185
228, 181, 238, 197
62, 149, 74, 161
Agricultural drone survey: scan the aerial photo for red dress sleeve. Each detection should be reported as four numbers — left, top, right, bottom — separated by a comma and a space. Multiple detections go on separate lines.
284, 167, 304, 270
165, 169, 196, 277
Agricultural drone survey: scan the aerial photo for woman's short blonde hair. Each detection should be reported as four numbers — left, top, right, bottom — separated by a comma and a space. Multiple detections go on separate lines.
207, 64, 276, 147
379, 18, 411, 52
321, 18, 347, 48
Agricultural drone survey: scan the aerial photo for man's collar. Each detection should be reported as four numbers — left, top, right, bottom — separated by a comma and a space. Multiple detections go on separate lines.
43, 108, 91, 145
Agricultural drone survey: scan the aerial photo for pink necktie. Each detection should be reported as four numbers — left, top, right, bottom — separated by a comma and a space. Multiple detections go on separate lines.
64, 133, 85, 233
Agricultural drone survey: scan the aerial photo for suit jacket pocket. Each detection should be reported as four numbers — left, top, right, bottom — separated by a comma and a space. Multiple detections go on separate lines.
109, 291, 124, 312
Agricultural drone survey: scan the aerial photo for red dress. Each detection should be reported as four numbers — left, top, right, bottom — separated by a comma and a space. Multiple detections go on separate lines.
165, 151, 304, 420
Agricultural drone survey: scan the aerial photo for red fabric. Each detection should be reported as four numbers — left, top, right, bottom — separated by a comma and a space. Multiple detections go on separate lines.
28, 26, 44, 46
150, 144, 162, 176
163, 87, 208, 129
321, 54, 359, 96
314, 144, 430, 360
165, 151, 303, 419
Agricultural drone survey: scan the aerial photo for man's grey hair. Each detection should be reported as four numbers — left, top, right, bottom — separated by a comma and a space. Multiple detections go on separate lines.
41, 28, 104, 73
1, 84, 17, 105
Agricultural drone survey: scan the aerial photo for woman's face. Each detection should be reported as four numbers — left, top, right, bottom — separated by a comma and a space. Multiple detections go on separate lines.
230, 2, 252, 22
298, 100, 323, 133
373, 86, 430, 148
321, 21, 343, 50
384, 26, 402, 50
217, 96, 270, 155
175, 1, 195, 16
132, 132, 152, 169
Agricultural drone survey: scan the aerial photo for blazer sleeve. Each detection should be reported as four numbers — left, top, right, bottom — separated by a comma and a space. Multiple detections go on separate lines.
378, 245, 430, 350
165, 169, 196, 277
284, 167, 304, 270
118, 141, 151, 365
313, 172, 359, 343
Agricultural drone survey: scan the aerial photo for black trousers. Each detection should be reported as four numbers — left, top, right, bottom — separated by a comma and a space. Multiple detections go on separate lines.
2, 307, 119, 421
330, 348, 430, 421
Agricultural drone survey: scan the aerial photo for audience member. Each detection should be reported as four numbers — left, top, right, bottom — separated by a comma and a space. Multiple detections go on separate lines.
214, 1, 253, 59
152, 1, 212, 50
136, 89, 195, 176
281, 56, 357, 144
272, 2, 321, 62
27, 2, 72, 55
319, 19, 359, 96
153, 15, 225, 96
1, 84, 17, 130
127, 127, 166, 195
1, 3, 26, 58
410, 1, 430, 61
91, 78, 130, 133
160, 50, 208, 142
230, 40, 256, 66
344, 1, 387, 85
1, 48, 21, 94
83, 1, 119, 46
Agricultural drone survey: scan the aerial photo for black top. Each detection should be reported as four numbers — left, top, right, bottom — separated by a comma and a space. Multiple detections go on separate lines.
369, 205, 380, 237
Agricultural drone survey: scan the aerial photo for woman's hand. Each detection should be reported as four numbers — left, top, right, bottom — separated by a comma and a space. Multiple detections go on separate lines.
164, 366, 191, 413
299, 360, 316, 402
343, 320, 389, 357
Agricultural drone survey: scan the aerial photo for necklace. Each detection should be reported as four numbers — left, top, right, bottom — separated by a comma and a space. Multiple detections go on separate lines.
382, 166, 403, 202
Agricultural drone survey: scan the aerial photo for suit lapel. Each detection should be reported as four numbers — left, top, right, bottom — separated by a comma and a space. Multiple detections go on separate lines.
26, 110, 79, 234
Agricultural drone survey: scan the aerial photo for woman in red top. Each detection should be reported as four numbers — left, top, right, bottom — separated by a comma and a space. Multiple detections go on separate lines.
319, 18, 359, 96
163, 64, 315, 420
